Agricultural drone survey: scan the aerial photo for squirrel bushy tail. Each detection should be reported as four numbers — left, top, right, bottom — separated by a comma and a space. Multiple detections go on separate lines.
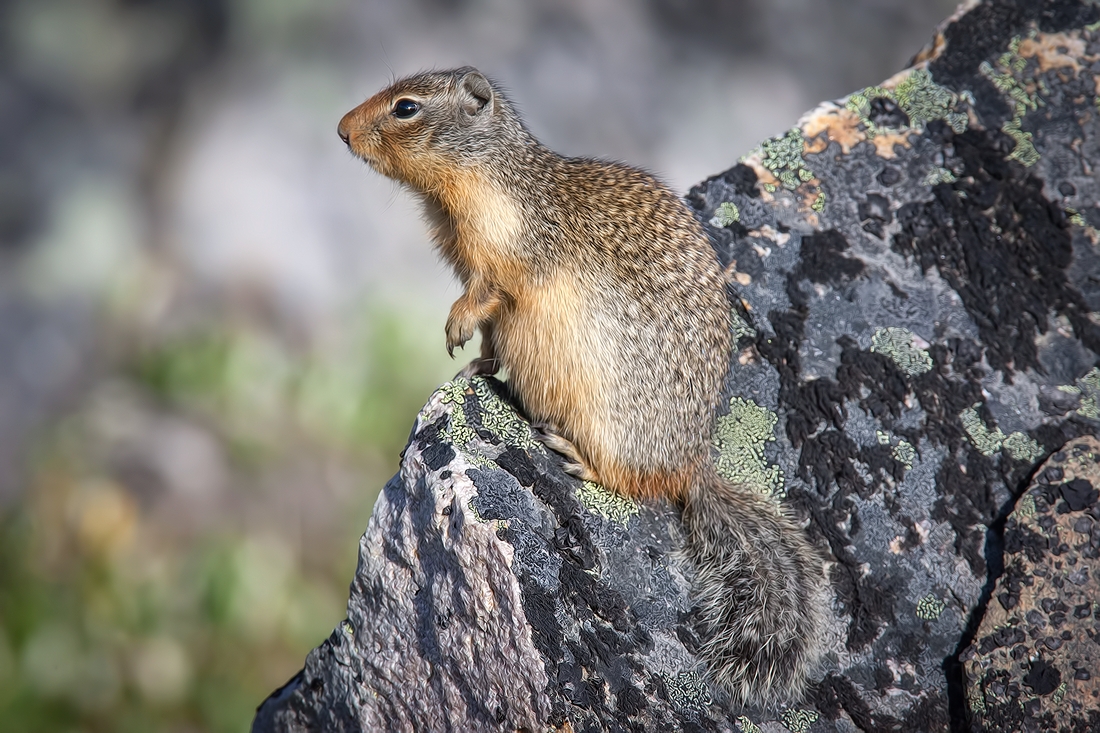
683, 466, 826, 707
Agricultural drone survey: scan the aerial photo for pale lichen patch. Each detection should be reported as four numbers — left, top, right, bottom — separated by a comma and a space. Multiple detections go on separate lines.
1002, 432, 1043, 462
736, 715, 762, 733
709, 201, 740, 228
575, 480, 639, 525
713, 396, 785, 498
893, 440, 916, 470
961, 403, 1007, 457
438, 376, 539, 470
780, 708, 820, 733
916, 594, 947, 620
979, 35, 1044, 166
660, 671, 711, 711
730, 311, 755, 341
1066, 366, 1100, 419
761, 128, 814, 191
845, 66, 968, 150
870, 327, 933, 377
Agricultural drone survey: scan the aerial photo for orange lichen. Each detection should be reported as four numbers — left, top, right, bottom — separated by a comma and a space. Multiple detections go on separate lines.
802, 106, 866, 155
871, 130, 916, 159
1017, 32, 1089, 74
911, 32, 946, 65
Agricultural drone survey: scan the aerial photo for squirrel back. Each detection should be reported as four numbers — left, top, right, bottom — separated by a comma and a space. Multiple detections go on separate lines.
339, 67, 827, 707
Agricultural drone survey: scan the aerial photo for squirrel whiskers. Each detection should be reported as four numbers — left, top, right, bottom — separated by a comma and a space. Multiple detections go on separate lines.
338, 67, 827, 707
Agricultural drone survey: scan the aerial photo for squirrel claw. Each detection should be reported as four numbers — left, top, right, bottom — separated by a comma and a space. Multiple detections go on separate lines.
444, 320, 474, 358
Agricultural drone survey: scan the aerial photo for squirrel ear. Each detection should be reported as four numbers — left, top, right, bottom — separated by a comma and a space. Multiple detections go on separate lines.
458, 70, 493, 116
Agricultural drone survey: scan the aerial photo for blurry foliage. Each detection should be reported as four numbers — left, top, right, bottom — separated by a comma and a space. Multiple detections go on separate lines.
0, 303, 456, 732
131, 307, 452, 460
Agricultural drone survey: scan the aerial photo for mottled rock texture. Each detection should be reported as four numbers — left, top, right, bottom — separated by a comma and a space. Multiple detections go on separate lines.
254, 0, 1100, 730
963, 436, 1100, 731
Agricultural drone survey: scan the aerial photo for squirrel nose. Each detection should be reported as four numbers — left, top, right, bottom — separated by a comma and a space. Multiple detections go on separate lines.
337, 125, 350, 146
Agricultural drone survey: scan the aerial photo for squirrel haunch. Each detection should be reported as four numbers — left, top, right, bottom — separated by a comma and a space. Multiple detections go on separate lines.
339, 67, 827, 707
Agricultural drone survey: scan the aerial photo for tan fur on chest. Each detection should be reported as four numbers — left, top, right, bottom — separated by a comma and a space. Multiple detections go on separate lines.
429, 172, 526, 284
494, 275, 618, 460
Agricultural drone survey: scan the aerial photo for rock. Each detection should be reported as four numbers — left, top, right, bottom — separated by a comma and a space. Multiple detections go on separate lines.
964, 436, 1100, 732
255, 1, 1100, 730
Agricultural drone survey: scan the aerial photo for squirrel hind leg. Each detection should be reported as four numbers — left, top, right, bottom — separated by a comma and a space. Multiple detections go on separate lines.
533, 422, 602, 484
457, 357, 500, 379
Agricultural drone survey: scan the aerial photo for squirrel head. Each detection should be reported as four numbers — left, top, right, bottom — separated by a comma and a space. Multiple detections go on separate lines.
338, 67, 517, 193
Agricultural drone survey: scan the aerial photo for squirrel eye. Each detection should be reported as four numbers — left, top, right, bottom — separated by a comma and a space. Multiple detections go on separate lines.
392, 99, 420, 119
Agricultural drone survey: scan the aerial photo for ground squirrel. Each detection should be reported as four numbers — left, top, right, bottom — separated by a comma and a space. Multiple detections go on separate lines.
338, 67, 826, 707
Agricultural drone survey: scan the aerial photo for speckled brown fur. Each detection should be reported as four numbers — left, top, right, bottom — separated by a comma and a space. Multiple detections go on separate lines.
338, 67, 825, 706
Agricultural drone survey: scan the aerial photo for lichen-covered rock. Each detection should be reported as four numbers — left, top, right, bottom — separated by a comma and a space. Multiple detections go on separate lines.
255, 1, 1100, 730
963, 436, 1100, 732
253, 377, 720, 731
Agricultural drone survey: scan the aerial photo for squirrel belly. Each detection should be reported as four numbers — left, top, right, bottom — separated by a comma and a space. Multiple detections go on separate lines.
338, 66, 827, 707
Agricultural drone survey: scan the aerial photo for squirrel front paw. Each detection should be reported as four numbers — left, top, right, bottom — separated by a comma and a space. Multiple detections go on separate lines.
445, 310, 477, 357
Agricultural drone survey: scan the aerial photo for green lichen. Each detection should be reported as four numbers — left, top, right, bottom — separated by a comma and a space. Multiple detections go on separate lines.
780, 708, 820, 732
1073, 367, 1100, 419
1065, 207, 1087, 227
811, 192, 826, 213
969, 686, 988, 716
871, 327, 933, 376
924, 167, 958, 186
1002, 119, 1040, 166
762, 128, 813, 191
340, 619, 355, 637
893, 440, 916, 470
472, 378, 539, 450
978, 37, 1044, 166
575, 480, 639, 524
438, 376, 538, 470
1002, 431, 1043, 462
736, 716, 762, 733
846, 67, 968, 138
877, 430, 914, 469
1012, 493, 1036, 520
731, 311, 755, 341
713, 396, 785, 498
661, 671, 711, 710
439, 378, 479, 451
916, 594, 947, 620
961, 403, 1007, 457
895, 68, 969, 132
960, 402, 1040, 461
711, 202, 740, 227
1052, 681, 1067, 704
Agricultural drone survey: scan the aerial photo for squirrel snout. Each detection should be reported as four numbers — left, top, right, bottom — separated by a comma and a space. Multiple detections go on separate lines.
337, 122, 351, 146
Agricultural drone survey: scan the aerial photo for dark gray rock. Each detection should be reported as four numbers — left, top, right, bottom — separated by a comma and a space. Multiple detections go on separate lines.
254, 1, 1100, 730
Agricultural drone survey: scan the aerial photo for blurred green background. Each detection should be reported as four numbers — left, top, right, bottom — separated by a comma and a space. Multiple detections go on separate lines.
0, 0, 958, 730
